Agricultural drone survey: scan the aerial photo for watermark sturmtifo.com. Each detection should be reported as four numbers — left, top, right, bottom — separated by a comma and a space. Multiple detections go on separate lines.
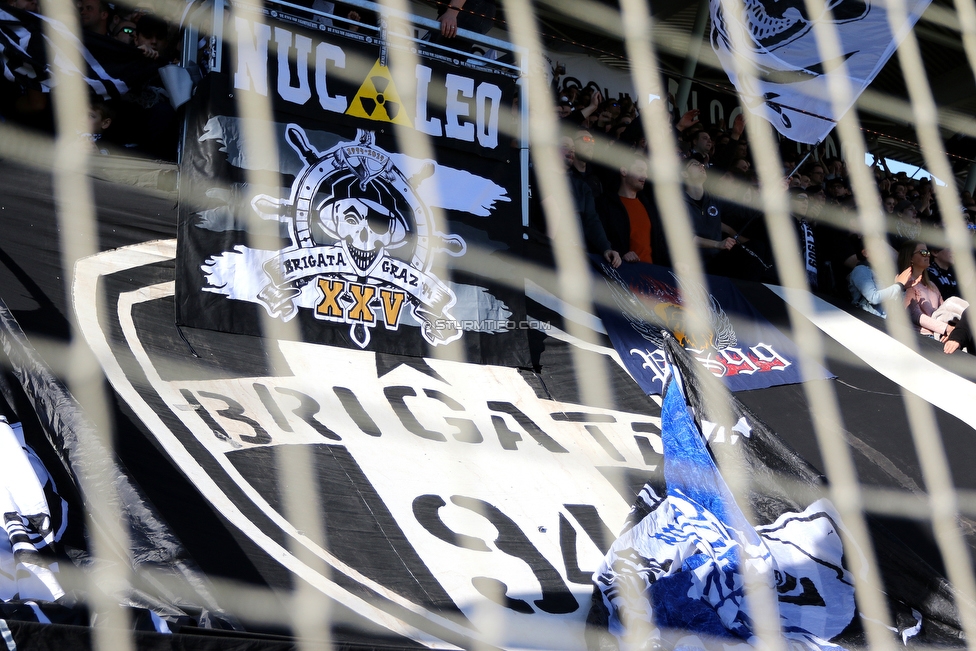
433, 319, 552, 331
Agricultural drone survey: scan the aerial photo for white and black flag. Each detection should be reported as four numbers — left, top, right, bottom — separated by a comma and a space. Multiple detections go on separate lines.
0, 5, 160, 100
710, 0, 930, 143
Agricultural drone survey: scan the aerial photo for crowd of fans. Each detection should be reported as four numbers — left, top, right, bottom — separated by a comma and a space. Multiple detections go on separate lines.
0, 0, 372, 160
0, 0, 182, 158
3, 0, 974, 354
543, 75, 976, 357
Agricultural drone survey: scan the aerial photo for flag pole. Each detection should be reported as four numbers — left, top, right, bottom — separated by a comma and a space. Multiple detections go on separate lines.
786, 149, 814, 179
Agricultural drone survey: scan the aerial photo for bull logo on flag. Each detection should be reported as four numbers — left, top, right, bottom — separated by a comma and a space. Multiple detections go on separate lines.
710, 0, 871, 132
708, 0, 924, 143
714, 0, 869, 53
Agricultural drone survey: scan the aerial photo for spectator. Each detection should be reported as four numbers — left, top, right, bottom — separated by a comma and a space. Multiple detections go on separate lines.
555, 96, 573, 120
782, 154, 798, 178
686, 129, 713, 166
899, 241, 948, 338
3, 0, 38, 12
808, 182, 855, 295
928, 246, 959, 300
78, 0, 110, 34
682, 153, 770, 278
133, 14, 169, 60
826, 157, 846, 179
806, 184, 826, 220
915, 180, 934, 223
711, 114, 745, 170
825, 177, 850, 203
599, 156, 666, 265
807, 162, 825, 187
80, 98, 114, 154
610, 115, 643, 147
891, 182, 908, 202
618, 96, 637, 122
433, 0, 495, 51
889, 200, 920, 251
882, 194, 896, 215
570, 128, 603, 202
591, 99, 617, 134
617, 119, 646, 152
789, 187, 824, 290
684, 154, 735, 261
563, 87, 581, 105
560, 89, 603, 128
578, 86, 597, 111
557, 136, 621, 268
848, 238, 915, 318
111, 14, 138, 44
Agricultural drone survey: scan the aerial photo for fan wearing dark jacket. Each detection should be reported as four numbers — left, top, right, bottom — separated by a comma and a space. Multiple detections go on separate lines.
599, 157, 669, 267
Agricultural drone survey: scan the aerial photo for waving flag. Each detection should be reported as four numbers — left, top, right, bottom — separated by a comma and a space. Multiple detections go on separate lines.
0, 5, 160, 99
593, 336, 857, 649
0, 418, 66, 604
710, 0, 931, 143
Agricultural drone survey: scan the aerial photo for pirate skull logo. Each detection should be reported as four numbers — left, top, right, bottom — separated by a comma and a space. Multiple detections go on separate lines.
248, 125, 465, 347
315, 173, 411, 274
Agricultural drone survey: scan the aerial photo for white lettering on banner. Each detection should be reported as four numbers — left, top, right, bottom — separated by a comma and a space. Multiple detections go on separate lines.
167, 349, 665, 642
85, 243, 663, 650
445, 73, 475, 142
232, 19, 503, 148
701, 417, 752, 445
275, 27, 312, 105
751, 343, 792, 370
630, 341, 792, 388
716, 347, 760, 375
234, 17, 271, 95
414, 64, 442, 137
630, 347, 669, 387
314, 42, 347, 112
693, 352, 731, 378
475, 82, 501, 149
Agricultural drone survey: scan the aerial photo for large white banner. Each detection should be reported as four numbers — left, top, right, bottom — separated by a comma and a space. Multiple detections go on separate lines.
710, 0, 931, 144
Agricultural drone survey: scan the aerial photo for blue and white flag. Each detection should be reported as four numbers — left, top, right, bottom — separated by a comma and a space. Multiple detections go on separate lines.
710, 0, 931, 144
593, 343, 858, 650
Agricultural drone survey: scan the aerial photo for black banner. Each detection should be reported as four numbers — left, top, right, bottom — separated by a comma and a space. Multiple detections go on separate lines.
175, 12, 529, 365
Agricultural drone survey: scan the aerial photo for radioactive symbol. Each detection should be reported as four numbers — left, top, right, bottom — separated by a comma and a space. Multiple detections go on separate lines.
346, 60, 413, 127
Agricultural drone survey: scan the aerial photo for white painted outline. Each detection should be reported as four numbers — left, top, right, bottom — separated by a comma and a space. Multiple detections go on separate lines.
73, 240, 475, 649
525, 279, 607, 335
72, 239, 660, 650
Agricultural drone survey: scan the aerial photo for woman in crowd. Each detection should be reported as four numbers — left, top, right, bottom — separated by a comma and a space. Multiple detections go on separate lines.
882, 194, 896, 215
848, 238, 914, 317
898, 240, 949, 337
111, 12, 138, 44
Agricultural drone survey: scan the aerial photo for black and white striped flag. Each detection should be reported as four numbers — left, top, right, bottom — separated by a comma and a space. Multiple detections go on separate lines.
1, 5, 160, 100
